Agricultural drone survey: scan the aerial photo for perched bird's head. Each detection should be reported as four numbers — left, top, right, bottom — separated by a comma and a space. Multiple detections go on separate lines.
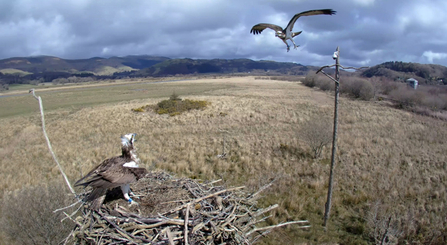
121, 133, 140, 161
121, 133, 136, 148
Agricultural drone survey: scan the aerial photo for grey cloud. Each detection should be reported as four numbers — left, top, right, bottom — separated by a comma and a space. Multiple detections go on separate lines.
0, 0, 446, 67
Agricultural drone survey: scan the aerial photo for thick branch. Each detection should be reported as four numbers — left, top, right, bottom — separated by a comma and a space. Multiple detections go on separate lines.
321, 70, 339, 84
340, 65, 369, 70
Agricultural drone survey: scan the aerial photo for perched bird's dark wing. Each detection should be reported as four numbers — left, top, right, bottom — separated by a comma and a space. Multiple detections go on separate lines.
250, 23, 284, 35
84, 188, 106, 202
75, 153, 147, 186
75, 165, 147, 189
75, 157, 147, 210
285, 9, 336, 32
100, 167, 148, 186
74, 156, 123, 187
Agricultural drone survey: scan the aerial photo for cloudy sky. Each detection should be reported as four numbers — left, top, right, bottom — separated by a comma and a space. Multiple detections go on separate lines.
1, 0, 446, 67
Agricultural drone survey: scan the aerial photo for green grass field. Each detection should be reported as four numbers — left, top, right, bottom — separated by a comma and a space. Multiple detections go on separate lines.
0, 76, 446, 244
0, 78, 234, 118
6, 83, 39, 92
0, 68, 32, 75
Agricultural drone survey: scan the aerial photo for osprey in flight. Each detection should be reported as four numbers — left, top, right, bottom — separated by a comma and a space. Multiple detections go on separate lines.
250, 9, 336, 52
75, 133, 148, 210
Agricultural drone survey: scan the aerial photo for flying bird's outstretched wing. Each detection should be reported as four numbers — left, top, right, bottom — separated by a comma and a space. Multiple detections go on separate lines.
250, 23, 283, 35
285, 9, 336, 32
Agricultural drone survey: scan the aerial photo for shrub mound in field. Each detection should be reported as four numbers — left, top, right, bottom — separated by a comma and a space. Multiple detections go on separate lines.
132, 93, 209, 116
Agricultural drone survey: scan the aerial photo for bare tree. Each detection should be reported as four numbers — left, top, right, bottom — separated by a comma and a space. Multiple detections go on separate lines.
367, 201, 403, 245
0, 182, 74, 245
300, 115, 332, 159
217, 129, 228, 159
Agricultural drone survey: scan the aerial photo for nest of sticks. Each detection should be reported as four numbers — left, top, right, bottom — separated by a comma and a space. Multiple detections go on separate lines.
69, 171, 310, 244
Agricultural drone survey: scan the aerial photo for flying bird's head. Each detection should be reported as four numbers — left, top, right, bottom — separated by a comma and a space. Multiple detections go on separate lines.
275, 31, 285, 38
121, 133, 136, 148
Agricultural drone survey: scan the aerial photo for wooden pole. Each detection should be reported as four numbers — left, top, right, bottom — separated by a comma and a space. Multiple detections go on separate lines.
323, 47, 340, 228
29, 89, 76, 196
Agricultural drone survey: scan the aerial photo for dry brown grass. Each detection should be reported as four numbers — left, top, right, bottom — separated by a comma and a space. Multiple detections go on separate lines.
0, 76, 446, 244
0, 181, 74, 245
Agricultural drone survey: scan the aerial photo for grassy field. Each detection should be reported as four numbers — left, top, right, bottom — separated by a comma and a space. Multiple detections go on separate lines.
0, 76, 446, 244
0, 68, 32, 75
0, 77, 233, 118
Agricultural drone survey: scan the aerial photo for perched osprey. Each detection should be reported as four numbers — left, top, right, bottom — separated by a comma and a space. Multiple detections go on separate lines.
75, 133, 148, 210
250, 9, 336, 52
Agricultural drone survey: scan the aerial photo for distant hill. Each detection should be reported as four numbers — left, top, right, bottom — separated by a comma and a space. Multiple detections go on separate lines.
133, 58, 310, 76
0, 55, 311, 78
0, 55, 170, 75
2, 54, 447, 86
0, 55, 314, 86
360, 61, 447, 85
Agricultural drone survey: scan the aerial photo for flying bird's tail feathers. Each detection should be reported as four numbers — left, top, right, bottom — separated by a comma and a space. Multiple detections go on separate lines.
292, 31, 302, 37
